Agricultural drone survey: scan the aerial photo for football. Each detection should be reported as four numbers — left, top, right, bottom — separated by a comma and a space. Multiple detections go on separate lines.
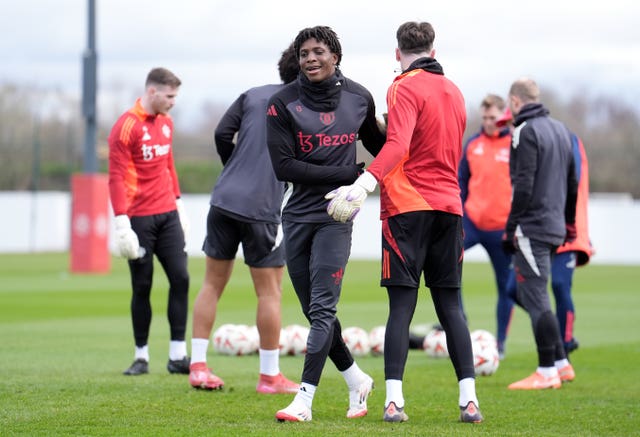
212, 324, 255, 356
212, 323, 237, 355
285, 324, 309, 356
342, 326, 371, 356
472, 339, 500, 376
470, 329, 497, 348
423, 328, 449, 358
369, 325, 386, 356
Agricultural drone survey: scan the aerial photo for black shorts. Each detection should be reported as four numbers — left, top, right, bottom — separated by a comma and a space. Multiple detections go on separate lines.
202, 206, 285, 268
380, 211, 463, 289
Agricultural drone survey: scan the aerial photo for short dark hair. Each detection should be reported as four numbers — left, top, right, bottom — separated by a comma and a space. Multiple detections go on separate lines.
396, 21, 435, 54
278, 43, 300, 84
293, 26, 342, 66
145, 67, 181, 88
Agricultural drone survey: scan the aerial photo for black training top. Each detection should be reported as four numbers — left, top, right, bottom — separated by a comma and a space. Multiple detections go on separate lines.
266, 70, 385, 223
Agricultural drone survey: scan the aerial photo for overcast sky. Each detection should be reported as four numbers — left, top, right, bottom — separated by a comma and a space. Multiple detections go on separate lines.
1, 0, 639, 129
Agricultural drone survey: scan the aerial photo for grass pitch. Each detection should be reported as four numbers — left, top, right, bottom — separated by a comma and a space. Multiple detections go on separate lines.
0, 253, 639, 436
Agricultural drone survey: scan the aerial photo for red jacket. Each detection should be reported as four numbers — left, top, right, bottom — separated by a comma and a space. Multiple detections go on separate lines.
459, 129, 512, 231
108, 98, 181, 217
368, 61, 465, 219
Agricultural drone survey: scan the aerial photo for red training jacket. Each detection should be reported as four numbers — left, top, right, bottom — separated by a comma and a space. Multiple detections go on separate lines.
368, 68, 466, 219
108, 98, 181, 217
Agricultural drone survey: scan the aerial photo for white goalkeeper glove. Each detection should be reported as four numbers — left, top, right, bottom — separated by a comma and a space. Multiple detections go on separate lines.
325, 171, 378, 223
114, 215, 144, 259
176, 198, 190, 240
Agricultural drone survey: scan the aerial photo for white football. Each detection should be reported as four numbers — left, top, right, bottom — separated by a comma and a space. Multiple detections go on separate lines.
278, 327, 290, 356
212, 323, 237, 355
472, 340, 500, 376
247, 325, 260, 354
423, 328, 449, 358
342, 326, 371, 357
285, 324, 309, 356
212, 324, 255, 356
369, 325, 386, 356
470, 329, 497, 349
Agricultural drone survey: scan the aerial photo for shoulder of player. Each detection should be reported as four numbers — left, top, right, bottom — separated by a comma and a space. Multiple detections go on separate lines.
268, 81, 298, 104
340, 76, 372, 98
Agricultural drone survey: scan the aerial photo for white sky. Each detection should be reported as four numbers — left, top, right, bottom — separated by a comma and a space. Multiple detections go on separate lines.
1, 0, 639, 130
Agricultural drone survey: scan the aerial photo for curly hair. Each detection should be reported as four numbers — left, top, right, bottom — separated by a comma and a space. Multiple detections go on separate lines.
293, 26, 342, 66
278, 43, 300, 84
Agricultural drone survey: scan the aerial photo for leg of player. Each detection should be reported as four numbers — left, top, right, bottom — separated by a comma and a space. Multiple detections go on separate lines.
252, 266, 299, 394
188, 256, 232, 390
430, 286, 483, 423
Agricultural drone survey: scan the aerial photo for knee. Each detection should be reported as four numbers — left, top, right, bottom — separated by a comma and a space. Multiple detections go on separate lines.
170, 271, 190, 294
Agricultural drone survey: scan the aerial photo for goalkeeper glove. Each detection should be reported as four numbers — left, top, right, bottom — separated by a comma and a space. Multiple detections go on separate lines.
325, 171, 377, 223
176, 198, 190, 240
114, 215, 144, 259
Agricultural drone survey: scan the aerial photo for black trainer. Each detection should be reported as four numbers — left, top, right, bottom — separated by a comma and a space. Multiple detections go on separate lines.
167, 356, 190, 374
123, 358, 148, 376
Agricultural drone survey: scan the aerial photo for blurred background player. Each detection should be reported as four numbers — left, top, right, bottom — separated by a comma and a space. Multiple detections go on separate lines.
502, 77, 577, 390
188, 45, 300, 393
458, 94, 515, 359
268, 26, 385, 422
506, 131, 593, 355
326, 21, 483, 423
108, 67, 191, 376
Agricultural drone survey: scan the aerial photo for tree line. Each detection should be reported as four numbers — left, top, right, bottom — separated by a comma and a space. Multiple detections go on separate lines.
1, 83, 638, 197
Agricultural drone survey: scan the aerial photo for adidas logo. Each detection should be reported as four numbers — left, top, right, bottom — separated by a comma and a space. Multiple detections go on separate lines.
267, 104, 278, 116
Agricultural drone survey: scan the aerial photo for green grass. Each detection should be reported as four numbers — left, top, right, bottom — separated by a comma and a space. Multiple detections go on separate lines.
1, 254, 639, 436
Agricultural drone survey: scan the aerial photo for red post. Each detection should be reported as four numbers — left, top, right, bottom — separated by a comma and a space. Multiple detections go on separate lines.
70, 173, 111, 273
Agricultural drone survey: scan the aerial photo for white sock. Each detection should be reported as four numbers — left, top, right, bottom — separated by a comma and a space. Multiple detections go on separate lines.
555, 359, 570, 369
537, 366, 559, 378
385, 379, 404, 408
295, 382, 316, 409
169, 340, 187, 361
191, 338, 209, 364
259, 348, 280, 376
135, 345, 149, 362
341, 362, 366, 390
458, 377, 478, 407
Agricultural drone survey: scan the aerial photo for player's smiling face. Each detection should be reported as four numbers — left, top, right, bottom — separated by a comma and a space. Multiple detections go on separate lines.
298, 38, 338, 83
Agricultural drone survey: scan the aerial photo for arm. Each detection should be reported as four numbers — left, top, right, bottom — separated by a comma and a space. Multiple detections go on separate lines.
357, 94, 386, 157
214, 94, 245, 165
107, 117, 133, 216
107, 117, 143, 259
459, 141, 472, 206
366, 83, 417, 181
564, 141, 578, 226
167, 132, 181, 200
